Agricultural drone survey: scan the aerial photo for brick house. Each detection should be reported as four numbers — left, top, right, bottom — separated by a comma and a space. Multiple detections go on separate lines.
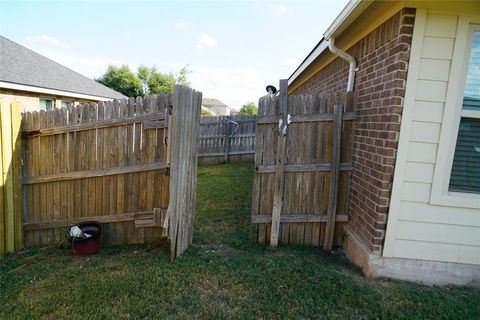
289, 0, 479, 285
0, 36, 125, 112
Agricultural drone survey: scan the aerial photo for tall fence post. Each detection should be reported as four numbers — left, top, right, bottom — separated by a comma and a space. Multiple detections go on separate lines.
0, 102, 23, 255
270, 79, 288, 246
323, 94, 344, 251
224, 119, 231, 163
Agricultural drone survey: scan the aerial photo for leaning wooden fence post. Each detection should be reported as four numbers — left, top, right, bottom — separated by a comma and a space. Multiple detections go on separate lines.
167, 85, 202, 259
323, 94, 344, 251
11, 102, 23, 251
224, 119, 231, 163
270, 79, 288, 246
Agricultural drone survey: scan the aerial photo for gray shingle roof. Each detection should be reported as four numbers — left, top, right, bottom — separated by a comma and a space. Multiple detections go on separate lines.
0, 36, 126, 99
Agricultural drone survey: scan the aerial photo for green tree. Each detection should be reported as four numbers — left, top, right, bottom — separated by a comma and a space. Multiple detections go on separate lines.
138, 66, 176, 95
201, 108, 213, 116
175, 65, 192, 87
239, 102, 258, 115
137, 65, 151, 95
148, 69, 176, 95
97, 64, 190, 97
96, 65, 142, 97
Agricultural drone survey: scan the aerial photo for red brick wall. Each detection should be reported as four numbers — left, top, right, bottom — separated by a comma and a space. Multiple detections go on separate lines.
293, 8, 415, 254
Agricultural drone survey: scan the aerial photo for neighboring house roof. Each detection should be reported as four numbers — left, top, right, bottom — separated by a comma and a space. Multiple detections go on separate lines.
0, 36, 126, 100
202, 98, 229, 108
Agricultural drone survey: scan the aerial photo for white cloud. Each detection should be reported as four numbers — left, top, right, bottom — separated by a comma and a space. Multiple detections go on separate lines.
189, 66, 267, 110
271, 4, 290, 16
196, 33, 217, 50
175, 21, 190, 30
25, 34, 68, 48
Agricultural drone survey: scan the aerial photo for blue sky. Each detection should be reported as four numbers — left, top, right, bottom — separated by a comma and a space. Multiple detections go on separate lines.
1, 0, 349, 109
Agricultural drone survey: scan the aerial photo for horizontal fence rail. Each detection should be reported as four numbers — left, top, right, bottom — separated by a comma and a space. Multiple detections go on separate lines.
198, 115, 256, 163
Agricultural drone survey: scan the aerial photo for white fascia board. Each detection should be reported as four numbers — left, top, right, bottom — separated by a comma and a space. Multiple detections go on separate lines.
0, 81, 116, 101
288, 0, 373, 86
323, 0, 373, 39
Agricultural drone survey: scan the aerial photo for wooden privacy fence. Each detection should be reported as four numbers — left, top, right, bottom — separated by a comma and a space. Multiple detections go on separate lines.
0, 102, 23, 256
251, 80, 355, 250
17, 85, 201, 258
198, 115, 256, 163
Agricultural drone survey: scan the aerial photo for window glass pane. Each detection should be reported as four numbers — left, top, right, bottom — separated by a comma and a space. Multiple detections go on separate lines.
39, 99, 53, 111
61, 101, 73, 108
39, 99, 46, 111
449, 117, 480, 193
463, 30, 480, 111
449, 28, 480, 194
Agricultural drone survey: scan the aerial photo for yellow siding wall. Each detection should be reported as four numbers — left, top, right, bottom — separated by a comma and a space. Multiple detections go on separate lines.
384, 9, 480, 265
0, 91, 39, 113
0, 102, 23, 255
0, 89, 91, 112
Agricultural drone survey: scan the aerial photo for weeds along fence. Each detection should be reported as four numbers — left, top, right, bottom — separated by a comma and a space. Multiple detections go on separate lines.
251, 80, 355, 251
198, 115, 256, 164
1, 86, 201, 258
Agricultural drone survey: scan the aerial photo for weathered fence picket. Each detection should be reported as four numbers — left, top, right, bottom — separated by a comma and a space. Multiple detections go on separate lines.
251, 81, 355, 250
167, 85, 202, 258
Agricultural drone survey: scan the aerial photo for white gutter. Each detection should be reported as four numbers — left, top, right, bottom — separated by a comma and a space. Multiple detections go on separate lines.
0, 81, 121, 101
327, 38, 357, 92
288, 0, 372, 86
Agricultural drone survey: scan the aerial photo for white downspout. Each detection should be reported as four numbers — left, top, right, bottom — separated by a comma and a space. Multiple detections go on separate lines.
328, 38, 357, 92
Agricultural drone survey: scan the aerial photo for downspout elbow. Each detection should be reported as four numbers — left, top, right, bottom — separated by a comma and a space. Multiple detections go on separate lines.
327, 38, 357, 92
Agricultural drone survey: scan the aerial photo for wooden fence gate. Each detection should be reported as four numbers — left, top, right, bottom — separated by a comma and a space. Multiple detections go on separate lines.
20, 85, 201, 258
251, 80, 355, 250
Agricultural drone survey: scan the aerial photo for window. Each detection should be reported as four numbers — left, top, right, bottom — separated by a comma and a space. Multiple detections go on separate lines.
448, 29, 480, 194
61, 100, 74, 108
39, 98, 54, 111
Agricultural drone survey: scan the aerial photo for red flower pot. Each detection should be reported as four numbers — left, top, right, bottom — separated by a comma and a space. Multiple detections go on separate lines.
70, 221, 102, 256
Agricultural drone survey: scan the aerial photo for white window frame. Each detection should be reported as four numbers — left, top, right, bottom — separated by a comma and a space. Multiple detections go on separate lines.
431, 21, 480, 209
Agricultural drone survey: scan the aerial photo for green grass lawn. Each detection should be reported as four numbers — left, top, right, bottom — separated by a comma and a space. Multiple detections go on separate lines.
1, 162, 479, 319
